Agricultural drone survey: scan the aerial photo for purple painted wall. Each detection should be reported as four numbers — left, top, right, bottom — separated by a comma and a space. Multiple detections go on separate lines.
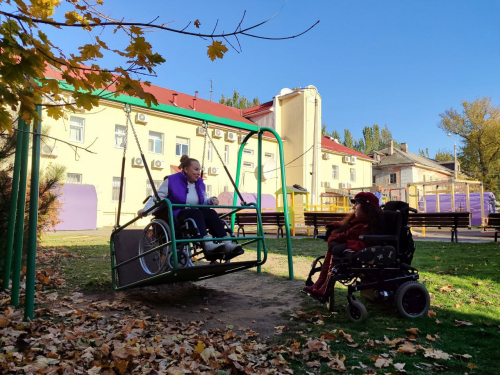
217, 192, 277, 212
54, 184, 98, 230
417, 192, 496, 225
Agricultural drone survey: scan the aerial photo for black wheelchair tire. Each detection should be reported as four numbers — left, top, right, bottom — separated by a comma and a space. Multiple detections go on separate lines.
167, 244, 193, 269
346, 300, 368, 323
139, 219, 171, 275
394, 281, 430, 319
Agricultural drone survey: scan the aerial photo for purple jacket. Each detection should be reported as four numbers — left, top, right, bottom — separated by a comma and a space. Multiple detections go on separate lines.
167, 172, 206, 216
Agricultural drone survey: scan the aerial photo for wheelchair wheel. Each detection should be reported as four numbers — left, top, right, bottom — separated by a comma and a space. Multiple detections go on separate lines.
346, 299, 368, 323
395, 281, 430, 319
139, 220, 171, 275
167, 245, 193, 269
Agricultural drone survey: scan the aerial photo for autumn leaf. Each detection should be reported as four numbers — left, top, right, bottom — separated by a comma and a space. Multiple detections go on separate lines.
428, 310, 436, 317
455, 320, 473, 327
207, 40, 228, 61
397, 342, 417, 354
424, 348, 451, 360
406, 328, 419, 335
194, 19, 201, 28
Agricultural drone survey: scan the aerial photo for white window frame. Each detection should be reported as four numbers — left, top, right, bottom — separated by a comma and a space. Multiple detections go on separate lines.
243, 161, 254, 168
148, 131, 164, 154
243, 148, 254, 155
112, 177, 125, 202
264, 152, 274, 159
66, 173, 82, 184
350, 168, 356, 182
114, 125, 126, 149
390, 173, 397, 184
224, 145, 229, 164
175, 137, 190, 157
332, 165, 339, 180
69, 116, 84, 143
206, 185, 212, 197
146, 179, 162, 198
207, 143, 213, 162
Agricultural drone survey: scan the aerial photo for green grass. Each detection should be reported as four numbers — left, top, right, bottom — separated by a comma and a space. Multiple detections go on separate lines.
39, 234, 500, 374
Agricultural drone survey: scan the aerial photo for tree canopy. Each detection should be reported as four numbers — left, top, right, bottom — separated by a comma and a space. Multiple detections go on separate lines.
439, 97, 500, 193
219, 90, 260, 109
0, 0, 318, 132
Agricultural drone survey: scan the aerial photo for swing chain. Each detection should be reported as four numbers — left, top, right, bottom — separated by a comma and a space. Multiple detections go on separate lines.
122, 104, 131, 156
200, 121, 209, 178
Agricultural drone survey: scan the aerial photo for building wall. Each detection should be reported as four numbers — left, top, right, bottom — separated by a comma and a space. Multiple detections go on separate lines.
318, 151, 372, 191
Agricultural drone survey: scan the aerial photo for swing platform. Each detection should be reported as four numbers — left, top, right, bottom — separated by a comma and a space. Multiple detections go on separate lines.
111, 222, 265, 290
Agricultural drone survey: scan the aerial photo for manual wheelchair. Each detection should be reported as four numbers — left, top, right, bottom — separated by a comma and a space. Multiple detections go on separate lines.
304, 201, 430, 323
138, 203, 240, 276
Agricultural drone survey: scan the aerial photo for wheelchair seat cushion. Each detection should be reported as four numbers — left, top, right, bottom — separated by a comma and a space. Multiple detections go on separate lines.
352, 246, 397, 265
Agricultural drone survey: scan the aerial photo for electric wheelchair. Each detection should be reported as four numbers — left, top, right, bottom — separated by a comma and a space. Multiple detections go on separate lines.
304, 201, 430, 323
138, 201, 241, 276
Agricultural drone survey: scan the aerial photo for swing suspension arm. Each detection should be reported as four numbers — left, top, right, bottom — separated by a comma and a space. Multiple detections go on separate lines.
203, 121, 246, 205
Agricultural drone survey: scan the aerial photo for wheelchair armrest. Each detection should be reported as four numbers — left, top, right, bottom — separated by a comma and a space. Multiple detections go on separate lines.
359, 234, 399, 244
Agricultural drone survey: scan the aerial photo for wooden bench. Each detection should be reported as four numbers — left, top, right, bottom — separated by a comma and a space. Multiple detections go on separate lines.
234, 212, 286, 239
303, 212, 349, 239
407, 212, 471, 242
484, 213, 500, 242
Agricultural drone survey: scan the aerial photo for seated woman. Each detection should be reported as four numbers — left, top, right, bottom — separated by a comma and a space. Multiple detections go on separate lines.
138, 155, 243, 257
304, 192, 382, 297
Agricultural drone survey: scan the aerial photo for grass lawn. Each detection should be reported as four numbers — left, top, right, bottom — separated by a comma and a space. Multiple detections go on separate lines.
38, 234, 500, 374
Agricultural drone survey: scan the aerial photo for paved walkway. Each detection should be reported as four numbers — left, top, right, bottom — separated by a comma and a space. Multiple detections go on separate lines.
45, 226, 498, 243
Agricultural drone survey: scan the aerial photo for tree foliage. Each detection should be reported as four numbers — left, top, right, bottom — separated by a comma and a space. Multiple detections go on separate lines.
434, 149, 454, 162
219, 90, 260, 109
439, 97, 500, 193
0, 1, 318, 132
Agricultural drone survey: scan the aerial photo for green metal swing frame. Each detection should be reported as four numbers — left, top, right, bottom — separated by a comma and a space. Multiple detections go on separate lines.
110, 125, 294, 290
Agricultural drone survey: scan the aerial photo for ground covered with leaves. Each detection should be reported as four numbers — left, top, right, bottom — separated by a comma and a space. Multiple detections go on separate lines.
0, 235, 499, 374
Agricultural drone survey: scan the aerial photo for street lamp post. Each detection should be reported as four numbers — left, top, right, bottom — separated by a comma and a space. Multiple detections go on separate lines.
447, 133, 458, 179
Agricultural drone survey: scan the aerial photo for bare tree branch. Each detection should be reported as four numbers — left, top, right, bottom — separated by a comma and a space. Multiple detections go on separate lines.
0, 10, 319, 40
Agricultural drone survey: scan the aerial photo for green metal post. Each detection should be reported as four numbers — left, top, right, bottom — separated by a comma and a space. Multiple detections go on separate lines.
11, 119, 31, 306
261, 127, 294, 280
24, 106, 42, 320
2, 121, 26, 290
256, 131, 263, 273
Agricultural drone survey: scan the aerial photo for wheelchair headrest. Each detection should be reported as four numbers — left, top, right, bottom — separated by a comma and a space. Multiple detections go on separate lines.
382, 210, 403, 236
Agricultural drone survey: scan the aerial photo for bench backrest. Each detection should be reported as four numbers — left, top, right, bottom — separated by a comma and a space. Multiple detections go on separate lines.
234, 212, 285, 226
407, 212, 471, 228
487, 213, 500, 227
303, 212, 349, 227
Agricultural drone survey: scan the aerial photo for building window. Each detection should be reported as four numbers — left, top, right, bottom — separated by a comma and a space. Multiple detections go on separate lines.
373, 176, 376, 184
207, 143, 213, 162
332, 165, 339, 180
66, 173, 82, 184
224, 186, 229, 192
146, 179, 162, 198
112, 177, 125, 202
206, 185, 212, 197
390, 173, 397, 184
243, 148, 254, 155
264, 152, 274, 159
148, 131, 163, 154
350, 168, 356, 182
243, 161, 254, 168
176, 137, 189, 157
115, 125, 126, 148
224, 145, 229, 164
69, 117, 84, 143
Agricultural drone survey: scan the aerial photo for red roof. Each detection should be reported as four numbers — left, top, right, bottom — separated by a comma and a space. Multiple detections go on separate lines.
321, 136, 372, 160
44, 65, 255, 125
242, 101, 273, 117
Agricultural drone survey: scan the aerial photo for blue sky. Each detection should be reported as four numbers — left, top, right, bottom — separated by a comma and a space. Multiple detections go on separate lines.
41, 0, 500, 156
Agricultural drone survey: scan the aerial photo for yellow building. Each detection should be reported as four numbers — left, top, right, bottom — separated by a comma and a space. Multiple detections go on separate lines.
38, 82, 373, 229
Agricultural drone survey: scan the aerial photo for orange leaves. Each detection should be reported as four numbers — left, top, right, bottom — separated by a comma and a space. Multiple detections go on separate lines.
207, 40, 228, 61
194, 19, 201, 28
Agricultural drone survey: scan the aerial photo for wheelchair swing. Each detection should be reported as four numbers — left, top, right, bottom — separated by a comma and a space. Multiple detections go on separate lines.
110, 104, 293, 290
303, 201, 430, 323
